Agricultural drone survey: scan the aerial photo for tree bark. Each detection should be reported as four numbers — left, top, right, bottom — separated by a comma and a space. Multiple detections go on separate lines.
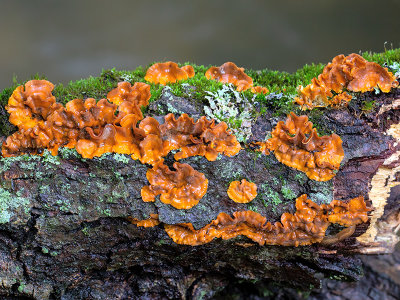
0, 88, 399, 299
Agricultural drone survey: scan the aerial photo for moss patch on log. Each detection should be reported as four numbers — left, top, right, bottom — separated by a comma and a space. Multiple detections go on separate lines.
1, 49, 399, 138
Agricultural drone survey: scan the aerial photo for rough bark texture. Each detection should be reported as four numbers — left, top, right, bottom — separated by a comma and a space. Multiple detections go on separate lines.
0, 87, 399, 299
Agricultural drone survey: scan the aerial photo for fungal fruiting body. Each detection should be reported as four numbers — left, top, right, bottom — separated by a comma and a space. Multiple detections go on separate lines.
141, 162, 208, 209
1, 80, 152, 158
295, 53, 399, 109
160, 113, 241, 161
144, 62, 195, 84
128, 214, 160, 228
205, 62, 269, 94
6, 80, 56, 130
164, 194, 369, 246
227, 179, 257, 203
257, 112, 344, 181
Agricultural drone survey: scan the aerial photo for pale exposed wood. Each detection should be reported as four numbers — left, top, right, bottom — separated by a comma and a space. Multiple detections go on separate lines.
357, 121, 400, 253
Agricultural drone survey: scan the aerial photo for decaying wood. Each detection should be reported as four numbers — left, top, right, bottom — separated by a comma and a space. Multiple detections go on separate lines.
0, 87, 399, 299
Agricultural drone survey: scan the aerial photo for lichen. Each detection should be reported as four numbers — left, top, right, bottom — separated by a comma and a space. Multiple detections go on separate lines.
281, 184, 296, 200
204, 84, 256, 142
0, 187, 30, 224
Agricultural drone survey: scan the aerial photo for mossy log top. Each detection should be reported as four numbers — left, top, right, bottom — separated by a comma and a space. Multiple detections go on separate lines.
0, 50, 399, 299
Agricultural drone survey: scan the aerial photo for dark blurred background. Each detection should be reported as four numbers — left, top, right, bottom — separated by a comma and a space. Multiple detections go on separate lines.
1, 0, 399, 90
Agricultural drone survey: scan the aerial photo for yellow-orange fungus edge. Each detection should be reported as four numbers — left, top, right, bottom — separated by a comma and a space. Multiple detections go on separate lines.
164, 195, 369, 246
227, 179, 257, 203
128, 214, 160, 227
141, 162, 208, 210
205, 62, 268, 93
295, 53, 399, 109
256, 112, 344, 181
144, 62, 195, 85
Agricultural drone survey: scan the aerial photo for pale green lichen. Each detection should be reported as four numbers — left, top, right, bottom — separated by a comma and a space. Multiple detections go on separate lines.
204, 84, 256, 142
263, 187, 282, 209
0, 188, 30, 224
281, 185, 296, 200
388, 61, 400, 78
294, 173, 307, 185
0, 150, 60, 173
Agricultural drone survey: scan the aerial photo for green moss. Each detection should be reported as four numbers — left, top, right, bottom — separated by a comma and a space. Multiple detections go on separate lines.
361, 48, 400, 66
1, 48, 399, 156
53, 76, 115, 105
361, 100, 376, 112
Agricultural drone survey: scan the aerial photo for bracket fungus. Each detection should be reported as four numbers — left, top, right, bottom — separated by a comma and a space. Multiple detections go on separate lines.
257, 112, 344, 181
164, 194, 369, 246
144, 61, 195, 85
1, 80, 152, 159
6, 80, 56, 130
227, 179, 257, 203
141, 162, 208, 209
205, 62, 268, 94
160, 113, 241, 161
295, 53, 399, 109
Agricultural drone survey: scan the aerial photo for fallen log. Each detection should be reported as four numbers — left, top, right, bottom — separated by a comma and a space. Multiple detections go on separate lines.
0, 55, 399, 299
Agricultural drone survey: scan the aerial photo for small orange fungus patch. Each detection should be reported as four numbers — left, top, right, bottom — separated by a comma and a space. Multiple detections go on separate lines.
206, 62, 253, 91
128, 214, 160, 228
141, 162, 208, 209
295, 53, 399, 109
205, 62, 269, 94
257, 112, 344, 181
144, 62, 195, 85
164, 194, 369, 246
250, 86, 269, 94
227, 179, 257, 203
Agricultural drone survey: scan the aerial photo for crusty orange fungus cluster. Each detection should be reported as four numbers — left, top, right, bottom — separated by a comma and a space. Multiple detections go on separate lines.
144, 62, 195, 85
257, 112, 344, 181
227, 179, 257, 203
2, 79, 241, 210
295, 53, 399, 109
205, 62, 269, 94
161, 113, 242, 161
3, 80, 157, 160
165, 194, 368, 246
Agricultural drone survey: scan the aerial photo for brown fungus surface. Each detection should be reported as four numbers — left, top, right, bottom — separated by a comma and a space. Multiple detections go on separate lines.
257, 112, 344, 181
295, 53, 399, 109
164, 194, 369, 246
